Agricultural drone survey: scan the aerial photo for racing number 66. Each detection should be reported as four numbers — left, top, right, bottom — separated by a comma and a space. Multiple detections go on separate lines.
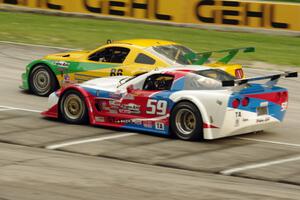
110, 69, 123, 76
146, 99, 167, 115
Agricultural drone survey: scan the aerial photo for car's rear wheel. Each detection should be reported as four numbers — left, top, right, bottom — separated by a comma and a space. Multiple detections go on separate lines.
170, 102, 203, 140
29, 64, 58, 96
60, 90, 89, 124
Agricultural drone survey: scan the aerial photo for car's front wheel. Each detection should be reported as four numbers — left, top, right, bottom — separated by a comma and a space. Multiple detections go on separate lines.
60, 90, 89, 124
170, 102, 203, 141
29, 64, 58, 96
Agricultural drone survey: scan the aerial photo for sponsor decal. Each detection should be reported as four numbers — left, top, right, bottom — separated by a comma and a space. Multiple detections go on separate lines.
134, 120, 142, 125
115, 119, 132, 124
143, 121, 153, 128
260, 102, 269, 107
235, 111, 242, 127
195, 0, 290, 29
109, 100, 121, 107
96, 90, 100, 97
235, 118, 240, 127
101, 101, 108, 110
256, 116, 270, 123
119, 103, 141, 114
115, 118, 142, 125
64, 74, 70, 81
4, 0, 300, 31
95, 116, 105, 122
55, 61, 69, 67
235, 111, 242, 118
155, 122, 165, 130
108, 109, 118, 114
122, 93, 135, 100
109, 92, 122, 99
242, 118, 249, 122
99, 100, 141, 114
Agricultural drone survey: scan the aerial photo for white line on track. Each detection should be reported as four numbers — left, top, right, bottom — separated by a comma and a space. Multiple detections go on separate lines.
0, 108, 16, 112
220, 155, 300, 175
0, 40, 78, 51
236, 137, 300, 148
0, 106, 41, 113
46, 133, 137, 150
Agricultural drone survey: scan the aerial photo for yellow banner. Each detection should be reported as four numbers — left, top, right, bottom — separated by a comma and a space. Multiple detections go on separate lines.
1, 0, 300, 31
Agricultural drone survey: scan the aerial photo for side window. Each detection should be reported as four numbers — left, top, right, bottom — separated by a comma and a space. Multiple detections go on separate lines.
143, 74, 174, 91
135, 53, 156, 65
88, 47, 130, 63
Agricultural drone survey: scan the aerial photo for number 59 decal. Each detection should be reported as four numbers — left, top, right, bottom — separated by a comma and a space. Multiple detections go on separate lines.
146, 99, 167, 115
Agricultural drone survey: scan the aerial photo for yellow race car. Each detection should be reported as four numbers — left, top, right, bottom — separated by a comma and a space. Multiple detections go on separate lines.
21, 39, 253, 96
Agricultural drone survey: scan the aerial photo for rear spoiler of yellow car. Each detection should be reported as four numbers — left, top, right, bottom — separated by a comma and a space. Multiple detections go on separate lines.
222, 71, 298, 87
185, 47, 255, 65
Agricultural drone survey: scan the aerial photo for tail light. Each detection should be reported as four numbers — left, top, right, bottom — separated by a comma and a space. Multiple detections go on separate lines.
235, 69, 244, 79
276, 92, 281, 101
275, 91, 288, 103
232, 98, 240, 108
281, 91, 288, 102
241, 97, 250, 106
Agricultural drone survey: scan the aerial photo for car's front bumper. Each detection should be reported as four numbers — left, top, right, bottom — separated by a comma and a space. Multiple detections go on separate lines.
20, 72, 29, 90
41, 92, 59, 118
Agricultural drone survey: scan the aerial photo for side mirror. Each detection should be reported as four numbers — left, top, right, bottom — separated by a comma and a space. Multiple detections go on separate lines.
126, 84, 134, 93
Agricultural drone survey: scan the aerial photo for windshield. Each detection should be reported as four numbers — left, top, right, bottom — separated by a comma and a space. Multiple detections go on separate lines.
152, 45, 196, 65
117, 76, 136, 87
194, 69, 235, 81
117, 72, 147, 87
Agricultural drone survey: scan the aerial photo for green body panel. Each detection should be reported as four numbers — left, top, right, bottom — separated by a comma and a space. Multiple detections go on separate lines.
21, 59, 118, 90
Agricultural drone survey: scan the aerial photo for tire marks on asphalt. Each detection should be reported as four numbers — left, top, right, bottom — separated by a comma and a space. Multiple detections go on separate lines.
1, 105, 300, 185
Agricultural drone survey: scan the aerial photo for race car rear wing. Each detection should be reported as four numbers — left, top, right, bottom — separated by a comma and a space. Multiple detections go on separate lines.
185, 47, 255, 65
222, 71, 298, 87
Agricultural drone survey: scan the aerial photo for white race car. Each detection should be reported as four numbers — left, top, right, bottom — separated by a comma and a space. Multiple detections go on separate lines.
42, 66, 297, 140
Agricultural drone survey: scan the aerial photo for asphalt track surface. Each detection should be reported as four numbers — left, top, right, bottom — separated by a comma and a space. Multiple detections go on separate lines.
0, 42, 300, 199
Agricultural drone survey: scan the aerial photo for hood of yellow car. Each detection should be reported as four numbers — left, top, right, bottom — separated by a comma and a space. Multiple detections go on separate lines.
44, 50, 90, 61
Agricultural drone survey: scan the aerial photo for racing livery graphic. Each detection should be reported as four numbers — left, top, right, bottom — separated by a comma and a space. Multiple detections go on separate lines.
21, 39, 252, 96
42, 66, 297, 140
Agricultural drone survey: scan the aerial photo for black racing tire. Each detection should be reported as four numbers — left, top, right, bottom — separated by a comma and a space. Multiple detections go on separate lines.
29, 64, 58, 96
170, 101, 203, 141
59, 90, 89, 124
